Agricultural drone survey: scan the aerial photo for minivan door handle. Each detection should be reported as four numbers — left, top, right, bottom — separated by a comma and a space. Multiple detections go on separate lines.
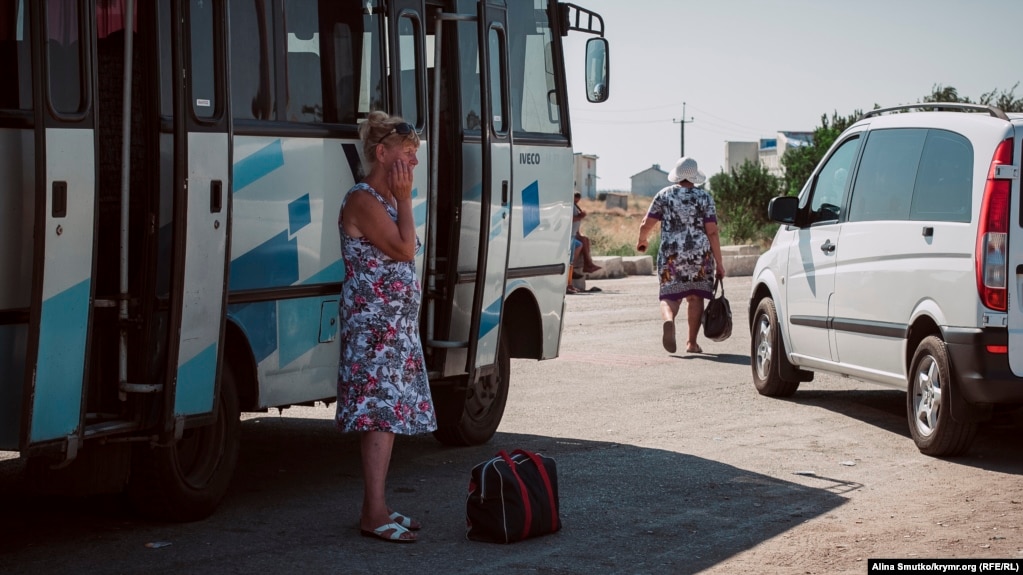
820, 239, 836, 254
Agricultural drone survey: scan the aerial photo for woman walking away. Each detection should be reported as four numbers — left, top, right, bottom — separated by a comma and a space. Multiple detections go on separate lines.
636, 157, 725, 354
336, 111, 437, 543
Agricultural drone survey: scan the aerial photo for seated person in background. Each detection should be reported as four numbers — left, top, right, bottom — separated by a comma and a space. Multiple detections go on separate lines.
573, 192, 602, 274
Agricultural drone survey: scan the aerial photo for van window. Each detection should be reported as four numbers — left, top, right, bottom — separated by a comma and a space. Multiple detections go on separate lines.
910, 130, 972, 223
848, 129, 926, 222
805, 135, 860, 225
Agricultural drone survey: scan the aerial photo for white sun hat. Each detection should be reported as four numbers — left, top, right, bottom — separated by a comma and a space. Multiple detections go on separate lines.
667, 156, 707, 185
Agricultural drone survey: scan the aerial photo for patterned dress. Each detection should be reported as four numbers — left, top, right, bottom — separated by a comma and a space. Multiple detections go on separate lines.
645, 184, 718, 301
335, 183, 437, 435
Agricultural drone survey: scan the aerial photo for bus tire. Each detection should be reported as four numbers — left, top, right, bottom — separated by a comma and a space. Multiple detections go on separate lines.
127, 361, 241, 521
433, 334, 510, 446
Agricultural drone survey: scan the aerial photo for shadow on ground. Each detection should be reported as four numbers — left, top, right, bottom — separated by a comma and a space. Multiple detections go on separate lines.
786, 387, 1023, 474
3, 415, 850, 574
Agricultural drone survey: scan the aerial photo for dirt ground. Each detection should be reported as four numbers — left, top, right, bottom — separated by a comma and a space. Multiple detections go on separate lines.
543, 274, 1023, 574
2, 274, 1021, 575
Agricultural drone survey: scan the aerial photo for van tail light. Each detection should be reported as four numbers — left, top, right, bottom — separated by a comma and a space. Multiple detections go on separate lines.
975, 138, 1014, 311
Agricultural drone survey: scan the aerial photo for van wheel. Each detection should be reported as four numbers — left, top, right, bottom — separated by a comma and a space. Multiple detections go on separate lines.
907, 336, 976, 456
128, 362, 241, 521
433, 334, 510, 446
751, 297, 800, 397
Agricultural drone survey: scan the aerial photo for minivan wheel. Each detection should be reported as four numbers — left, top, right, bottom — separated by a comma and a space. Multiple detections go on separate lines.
907, 335, 976, 457
751, 297, 799, 397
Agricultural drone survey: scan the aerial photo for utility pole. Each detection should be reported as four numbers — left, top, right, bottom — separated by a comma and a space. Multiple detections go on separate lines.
672, 102, 695, 157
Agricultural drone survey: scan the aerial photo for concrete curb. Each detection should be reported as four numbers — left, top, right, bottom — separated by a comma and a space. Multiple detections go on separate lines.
582, 245, 763, 281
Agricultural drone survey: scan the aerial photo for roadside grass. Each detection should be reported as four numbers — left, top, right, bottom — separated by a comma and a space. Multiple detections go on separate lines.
577, 197, 659, 260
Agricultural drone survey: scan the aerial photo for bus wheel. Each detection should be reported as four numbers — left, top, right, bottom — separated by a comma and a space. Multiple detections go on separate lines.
127, 362, 241, 521
433, 335, 510, 446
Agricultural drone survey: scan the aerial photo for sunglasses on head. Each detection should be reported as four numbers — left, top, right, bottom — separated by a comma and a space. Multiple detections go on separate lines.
378, 122, 415, 146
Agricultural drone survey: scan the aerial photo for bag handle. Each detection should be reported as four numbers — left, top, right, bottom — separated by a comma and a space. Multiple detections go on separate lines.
512, 449, 559, 533
498, 450, 533, 540
714, 277, 724, 298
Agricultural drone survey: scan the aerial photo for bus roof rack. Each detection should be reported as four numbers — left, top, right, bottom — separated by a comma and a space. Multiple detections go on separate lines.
863, 102, 1009, 121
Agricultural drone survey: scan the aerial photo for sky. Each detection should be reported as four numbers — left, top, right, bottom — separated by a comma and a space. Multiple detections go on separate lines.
561, 0, 1023, 192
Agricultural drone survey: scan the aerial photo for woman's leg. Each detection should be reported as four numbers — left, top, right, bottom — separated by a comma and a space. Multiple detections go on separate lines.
360, 431, 414, 540
660, 299, 681, 353
685, 295, 704, 351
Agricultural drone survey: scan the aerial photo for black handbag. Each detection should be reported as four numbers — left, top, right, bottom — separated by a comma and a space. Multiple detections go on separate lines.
465, 449, 561, 543
702, 279, 732, 342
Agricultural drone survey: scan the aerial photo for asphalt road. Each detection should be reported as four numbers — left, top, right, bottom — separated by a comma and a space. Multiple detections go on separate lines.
2, 274, 1022, 575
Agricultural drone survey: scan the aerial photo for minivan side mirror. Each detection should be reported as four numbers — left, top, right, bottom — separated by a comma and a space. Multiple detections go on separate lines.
585, 38, 609, 103
767, 196, 799, 225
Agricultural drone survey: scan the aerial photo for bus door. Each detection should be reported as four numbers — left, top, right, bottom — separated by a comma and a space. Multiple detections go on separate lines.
465, 1, 511, 385
17, 0, 96, 456
162, 0, 231, 432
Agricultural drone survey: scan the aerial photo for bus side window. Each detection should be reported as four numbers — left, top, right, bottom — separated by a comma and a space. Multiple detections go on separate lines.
47, 0, 83, 115
457, 19, 481, 131
229, 0, 275, 121
395, 13, 422, 127
0, 0, 31, 110
283, 0, 323, 123
507, 4, 562, 136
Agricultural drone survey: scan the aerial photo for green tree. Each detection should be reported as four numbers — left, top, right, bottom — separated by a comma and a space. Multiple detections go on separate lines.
709, 160, 782, 245
922, 82, 1023, 111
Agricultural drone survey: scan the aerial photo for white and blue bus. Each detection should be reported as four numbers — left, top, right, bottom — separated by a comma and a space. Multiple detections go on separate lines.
0, 0, 608, 520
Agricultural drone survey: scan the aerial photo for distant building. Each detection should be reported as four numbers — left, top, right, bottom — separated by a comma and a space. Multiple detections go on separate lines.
724, 131, 814, 178
724, 141, 759, 174
630, 164, 669, 197
573, 153, 598, 199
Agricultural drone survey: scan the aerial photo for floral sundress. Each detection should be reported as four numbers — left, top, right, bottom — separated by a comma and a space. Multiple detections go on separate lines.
645, 184, 718, 301
335, 183, 437, 435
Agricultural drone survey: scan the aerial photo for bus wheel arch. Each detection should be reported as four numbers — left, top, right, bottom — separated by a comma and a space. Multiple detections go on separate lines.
432, 288, 540, 446
432, 331, 510, 447
126, 350, 242, 521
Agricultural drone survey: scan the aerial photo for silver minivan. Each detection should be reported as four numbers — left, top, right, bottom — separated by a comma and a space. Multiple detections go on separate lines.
748, 103, 1023, 456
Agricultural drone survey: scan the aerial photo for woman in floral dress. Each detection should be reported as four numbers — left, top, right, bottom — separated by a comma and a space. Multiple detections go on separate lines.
636, 157, 726, 354
336, 111, 436, 543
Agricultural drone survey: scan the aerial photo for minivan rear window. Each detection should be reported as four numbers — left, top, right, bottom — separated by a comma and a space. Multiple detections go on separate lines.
848, 128, 972, 224
910, 130, 972, 223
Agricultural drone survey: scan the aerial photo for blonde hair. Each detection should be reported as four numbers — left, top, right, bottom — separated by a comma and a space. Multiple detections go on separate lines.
359, 111, 421, 171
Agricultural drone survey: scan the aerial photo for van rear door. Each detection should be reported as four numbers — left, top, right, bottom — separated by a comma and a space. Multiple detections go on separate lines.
1003, 123, 1023, 375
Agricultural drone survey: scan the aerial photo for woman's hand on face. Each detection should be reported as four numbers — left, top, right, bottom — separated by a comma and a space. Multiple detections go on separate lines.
389, 159, 414, 202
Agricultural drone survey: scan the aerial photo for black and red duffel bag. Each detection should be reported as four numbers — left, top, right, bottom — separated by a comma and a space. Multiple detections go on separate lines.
465, 449, 561, 543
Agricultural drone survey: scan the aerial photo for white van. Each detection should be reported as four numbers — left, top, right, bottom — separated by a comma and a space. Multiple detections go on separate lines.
748, 103, 1023, 456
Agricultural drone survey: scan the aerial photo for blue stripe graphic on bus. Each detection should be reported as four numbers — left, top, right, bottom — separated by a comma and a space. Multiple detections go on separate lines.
478, 297, 502, 338
289, 195, 311, 235
521, 180, 540, 236
234, 140, 285, 193
490, 209, 506, 240
175, 344, 217, 415
229, 301, 277, 364
230, 230, 300, 291
278, 298, 326, 367
412, 187, 426, 224
31, 278, 91, 441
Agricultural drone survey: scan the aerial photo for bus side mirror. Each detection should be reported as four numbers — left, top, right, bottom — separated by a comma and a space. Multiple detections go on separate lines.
585, 38, 609, 103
